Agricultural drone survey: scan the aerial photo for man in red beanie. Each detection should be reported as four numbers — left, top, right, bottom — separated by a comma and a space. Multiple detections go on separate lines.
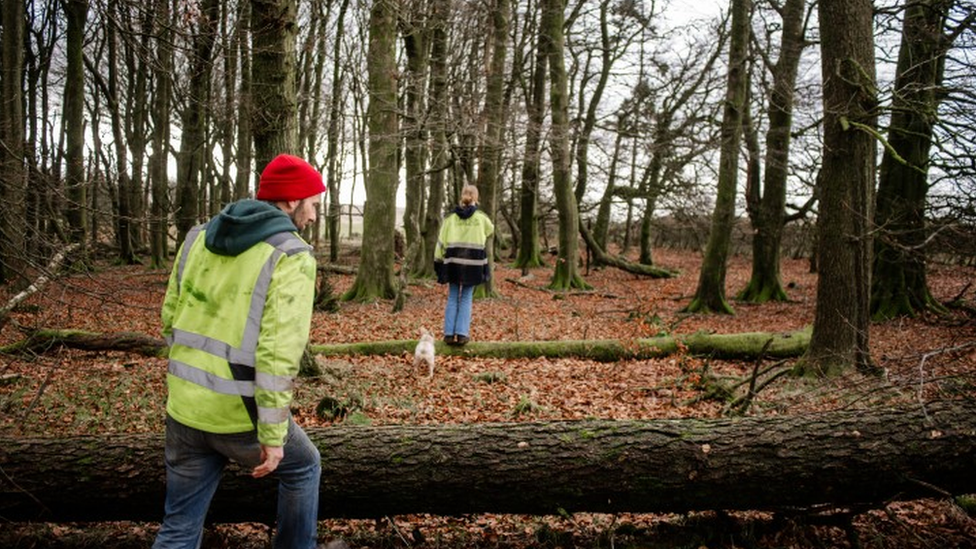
256, 153, 327, 232
155, 154, 325, 549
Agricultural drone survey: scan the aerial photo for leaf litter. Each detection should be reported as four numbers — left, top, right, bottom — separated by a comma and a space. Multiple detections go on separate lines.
1, 248, 975, 547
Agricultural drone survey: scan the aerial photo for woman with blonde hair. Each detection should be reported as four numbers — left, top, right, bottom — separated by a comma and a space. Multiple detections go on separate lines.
433, 185, 494, 346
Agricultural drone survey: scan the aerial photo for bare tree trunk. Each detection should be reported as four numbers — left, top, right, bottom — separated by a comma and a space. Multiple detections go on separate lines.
739, 0, 808, 304
126, 3, 153, 256
572, 0, 616, 206
800, 0, 876, 376
24, 1, 61, 254
326, 0, 352, 262
175, 0, 220, 245
217, 1, 236, 208
871, 0, 956, 320
105, 0, 137, 264
592, 118, 626, 252
544, 0, 589, 290
683, 0, 751, 314
62, 0, 88, 257
251, 0, 299, 169
514, 5, 547, 271
234, 0, 253, 199
0, 326, 808, 361
401, 1, 431, 277
475, 0, 511, 295
343, 0, 398, 301
579, 222, 677, 278
150, 0, 174, 267
417, 0, 450, 280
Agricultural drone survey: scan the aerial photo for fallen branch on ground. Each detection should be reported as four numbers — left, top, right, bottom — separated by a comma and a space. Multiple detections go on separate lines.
0, 244, 80, 332
579, 222, 678, 278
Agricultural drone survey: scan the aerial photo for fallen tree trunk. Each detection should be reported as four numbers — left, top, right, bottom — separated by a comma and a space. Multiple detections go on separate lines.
0, 329, 168, 357
1, 328, 811, 361
1, 400, 973, 523
312, 328, 811, 361
579, 222, 678, 278
317, 263, 358, 275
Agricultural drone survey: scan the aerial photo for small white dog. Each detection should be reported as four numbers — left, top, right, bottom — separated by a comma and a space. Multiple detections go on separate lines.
413, 328, 436, 378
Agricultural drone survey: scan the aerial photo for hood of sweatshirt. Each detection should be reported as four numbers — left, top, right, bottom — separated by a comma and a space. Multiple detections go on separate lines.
204, 199, 298, 256
454, 205, 478, 219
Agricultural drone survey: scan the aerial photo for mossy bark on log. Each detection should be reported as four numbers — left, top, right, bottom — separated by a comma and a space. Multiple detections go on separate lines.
2, 401, 974, 523
0, 329, 168, 357
1, 329, 811, 361
312, 329, 811, 361
579, 222, 678, 278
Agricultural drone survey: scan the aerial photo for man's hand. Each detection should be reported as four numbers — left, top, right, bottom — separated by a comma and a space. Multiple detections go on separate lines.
252, 444, 284, 478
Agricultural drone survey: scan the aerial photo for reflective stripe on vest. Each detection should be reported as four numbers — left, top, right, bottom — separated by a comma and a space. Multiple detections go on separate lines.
169, 359, 255, 397
258, 405, 291, 424
440, 241, 488, 267
177, 224, 206, 289
168, 229, 311, 397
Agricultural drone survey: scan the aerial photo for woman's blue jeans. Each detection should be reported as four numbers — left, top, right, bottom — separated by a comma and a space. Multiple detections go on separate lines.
443, 283, 475, 338
153, 415, 321, 549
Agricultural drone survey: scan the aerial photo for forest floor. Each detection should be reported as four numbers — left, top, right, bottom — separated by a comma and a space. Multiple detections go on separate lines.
1, 246, 975, 548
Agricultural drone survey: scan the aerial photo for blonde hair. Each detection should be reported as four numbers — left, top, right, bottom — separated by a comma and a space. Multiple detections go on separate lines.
460, 185, 480, 206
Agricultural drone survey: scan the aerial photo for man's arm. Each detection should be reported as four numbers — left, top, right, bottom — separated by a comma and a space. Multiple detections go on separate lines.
253, 250, 316, 447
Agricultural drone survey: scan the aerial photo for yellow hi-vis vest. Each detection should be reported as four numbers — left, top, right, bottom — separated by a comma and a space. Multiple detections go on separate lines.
161, 224, 316, 446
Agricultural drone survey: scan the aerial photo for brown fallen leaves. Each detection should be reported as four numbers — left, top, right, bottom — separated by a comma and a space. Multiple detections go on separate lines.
1, 247, 974, 548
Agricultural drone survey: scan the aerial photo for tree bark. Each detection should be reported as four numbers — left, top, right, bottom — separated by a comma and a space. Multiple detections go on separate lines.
801, 0, 876, 376
343, 0, 399, 301
62, 0, 88, 256
234, 0, 253, 201
0, 0, 27, 284
175, 0, 220, 245
417, 0, 449, 280
0, 329, 169, 357
149, 0, 174, 268
543, 0, 589, 291
475, 0, 511, 296
683, 0, 750, 314
0, 244, 79, 331
326, 0, 352, 262
251, 0, 299, 169
592, 118, 626, 252
0, 328, 810, 361
870, 0, 954, 320
572, 0, 618, 206
105, 0, 137, 265
311, 329, 809, 361
739, 0, 808, 304
401, 2, 430, 278
2, 401, 973, 523
513, 6, 547, 271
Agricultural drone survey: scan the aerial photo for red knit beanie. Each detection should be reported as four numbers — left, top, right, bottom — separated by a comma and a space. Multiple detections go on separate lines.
256, 154, 326, 201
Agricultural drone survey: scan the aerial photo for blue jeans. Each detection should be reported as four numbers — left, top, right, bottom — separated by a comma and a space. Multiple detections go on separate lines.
443, 283, 475, 338
153, 415, 321, 549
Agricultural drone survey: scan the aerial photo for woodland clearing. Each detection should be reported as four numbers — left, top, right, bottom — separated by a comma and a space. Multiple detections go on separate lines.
0, 246, 974, 548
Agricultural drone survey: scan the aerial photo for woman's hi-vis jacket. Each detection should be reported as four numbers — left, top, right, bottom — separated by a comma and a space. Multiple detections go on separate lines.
434, 206, 494, 286
161, 219, 316, 447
